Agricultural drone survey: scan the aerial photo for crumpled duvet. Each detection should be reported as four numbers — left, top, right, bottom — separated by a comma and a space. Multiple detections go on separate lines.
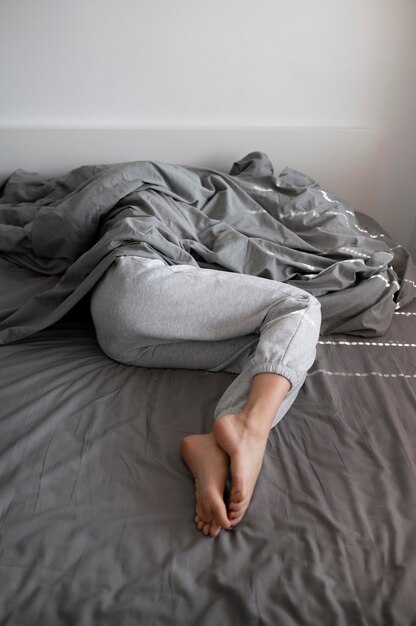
0, 151, 415, 343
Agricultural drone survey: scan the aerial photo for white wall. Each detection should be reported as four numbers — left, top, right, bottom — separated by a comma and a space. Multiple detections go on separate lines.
371, 1, 416, 258
0, 0, 382, 127
0, 0, 414, 252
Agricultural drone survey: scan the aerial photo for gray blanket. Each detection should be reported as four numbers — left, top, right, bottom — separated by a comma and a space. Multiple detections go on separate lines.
1, 301, 416, 625
1, 152, 415, 343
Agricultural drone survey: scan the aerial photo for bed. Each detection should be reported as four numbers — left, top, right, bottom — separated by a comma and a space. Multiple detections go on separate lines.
1, 141, 416, 626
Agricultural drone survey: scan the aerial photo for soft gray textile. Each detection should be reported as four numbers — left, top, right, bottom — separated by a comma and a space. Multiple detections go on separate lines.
1, 152, 415, 344
0, 299, 415, 625
90, 255, 321, 426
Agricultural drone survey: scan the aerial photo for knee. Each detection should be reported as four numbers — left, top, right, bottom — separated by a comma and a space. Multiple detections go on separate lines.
303, 292, 322, 335
283, 284, 321, 319
306, 292, 321, 321
283, 287, 321, 336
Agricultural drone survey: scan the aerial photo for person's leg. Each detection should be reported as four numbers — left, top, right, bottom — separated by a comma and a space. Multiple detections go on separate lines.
181, 372, 292, 535
212, 373, 292, 529
91, 257, 252, 537
91, 256, 321, 536
177, 267, 321, 531
90, 257, 319, 405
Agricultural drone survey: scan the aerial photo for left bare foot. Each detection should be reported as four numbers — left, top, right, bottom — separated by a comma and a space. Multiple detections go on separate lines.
213, 412, 269, 527
181, 432, 232, 537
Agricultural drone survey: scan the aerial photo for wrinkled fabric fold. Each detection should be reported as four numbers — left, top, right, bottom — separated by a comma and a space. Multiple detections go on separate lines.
0, 152, 415, 343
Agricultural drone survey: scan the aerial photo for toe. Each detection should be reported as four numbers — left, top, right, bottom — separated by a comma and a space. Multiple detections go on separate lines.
229, 500, 244, 512
212, 498, 232, 530
210, 522, 221, 538
230, 481, 244, 504
230, 513, 243, 525
228, 499, 246, 525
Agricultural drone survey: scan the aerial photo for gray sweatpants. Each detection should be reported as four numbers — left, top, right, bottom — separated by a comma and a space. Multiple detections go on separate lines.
90, 256, 321, 428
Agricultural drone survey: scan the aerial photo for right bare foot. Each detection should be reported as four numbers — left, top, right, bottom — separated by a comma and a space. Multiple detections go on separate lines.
181, 432, 232, 537
213, 412, 269, 527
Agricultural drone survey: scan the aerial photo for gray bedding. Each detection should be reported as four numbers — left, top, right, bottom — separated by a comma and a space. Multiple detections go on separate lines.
0, 298, 415, 625
1, 154, 416, 625
1, 152, 415, 344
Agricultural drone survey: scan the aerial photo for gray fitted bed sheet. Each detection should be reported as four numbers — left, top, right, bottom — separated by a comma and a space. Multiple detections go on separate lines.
0, 293, 415, 626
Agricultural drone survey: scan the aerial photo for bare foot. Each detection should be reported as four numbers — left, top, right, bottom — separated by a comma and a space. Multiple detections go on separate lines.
213, 412, 269, 527
181, 432, 232, 537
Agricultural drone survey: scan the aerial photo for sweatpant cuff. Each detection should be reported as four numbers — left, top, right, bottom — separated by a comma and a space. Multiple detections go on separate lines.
251, 362, 299, 388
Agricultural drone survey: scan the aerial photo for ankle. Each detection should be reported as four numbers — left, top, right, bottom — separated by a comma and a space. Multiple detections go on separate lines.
218, 410, 271, 441
240, 408, 273, 439
230, 373, 290, 436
